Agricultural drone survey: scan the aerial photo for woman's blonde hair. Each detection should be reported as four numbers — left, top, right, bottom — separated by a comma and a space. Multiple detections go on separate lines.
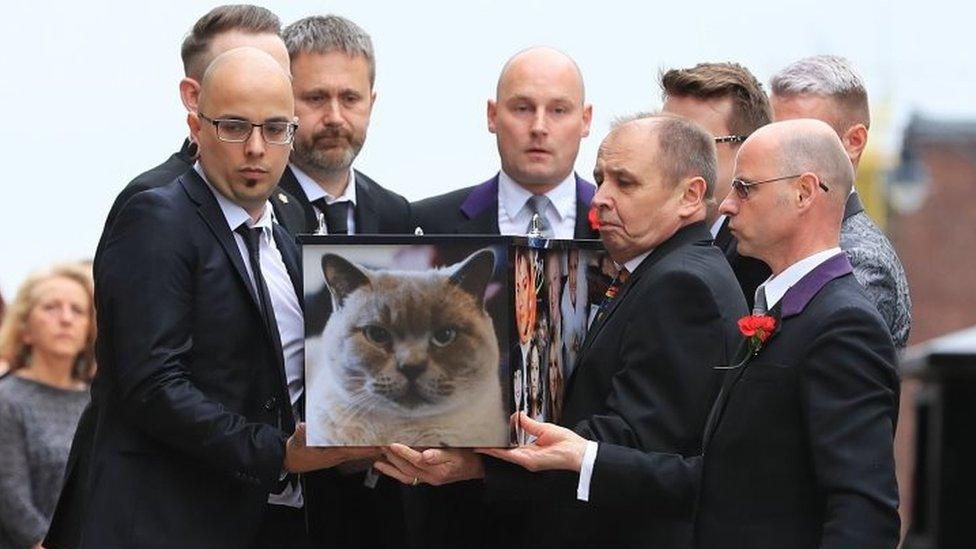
0, 261, 96, 381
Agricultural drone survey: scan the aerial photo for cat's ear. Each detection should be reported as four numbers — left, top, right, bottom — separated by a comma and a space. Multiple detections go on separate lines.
449, 249, 495, 307
322, 254, 371, 307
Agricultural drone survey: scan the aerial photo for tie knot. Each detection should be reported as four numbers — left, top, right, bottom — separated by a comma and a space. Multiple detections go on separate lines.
314, 198, 350, 235
617, 267, 630, 284
527, 194, 550, 214
753, 285, 768, 316
235, 223, 261, 252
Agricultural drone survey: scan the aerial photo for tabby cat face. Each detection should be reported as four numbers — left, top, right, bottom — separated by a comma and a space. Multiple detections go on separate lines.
321, 249, 499, 417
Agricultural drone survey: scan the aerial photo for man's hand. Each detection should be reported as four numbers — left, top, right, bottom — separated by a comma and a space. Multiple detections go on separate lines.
374, 444, 485, 486
477, 413, 588, 472
283, 423, 381, 473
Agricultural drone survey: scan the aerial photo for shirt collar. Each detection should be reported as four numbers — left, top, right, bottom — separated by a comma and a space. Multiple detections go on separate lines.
194, 163, 274, 232
759, 247, 843, 310
623, 249, 653, 274
709, 214, 727, 238
497, 170, 576, 222
290, 163, 358, 205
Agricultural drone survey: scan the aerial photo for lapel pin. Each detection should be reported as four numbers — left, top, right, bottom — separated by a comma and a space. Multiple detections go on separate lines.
277, 193, 289, 204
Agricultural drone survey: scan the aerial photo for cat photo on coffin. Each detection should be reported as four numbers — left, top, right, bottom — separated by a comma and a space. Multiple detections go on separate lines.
304, 245, 510, 448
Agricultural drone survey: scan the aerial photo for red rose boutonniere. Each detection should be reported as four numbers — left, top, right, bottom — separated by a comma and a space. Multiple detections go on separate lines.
738, 314, 777, 354
588, 206, 600, 231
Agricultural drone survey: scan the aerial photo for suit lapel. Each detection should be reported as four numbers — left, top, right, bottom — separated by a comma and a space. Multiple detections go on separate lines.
457, 176, 501, 235
277, 166, 318, 233
180, 171, 263, 314
353, 172, 379, 234
573, 174, 598, 239
701, 303, 783, 448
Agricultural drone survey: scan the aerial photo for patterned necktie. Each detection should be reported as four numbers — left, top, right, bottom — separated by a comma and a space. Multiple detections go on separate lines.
525, 195, 555, 238
595, 267, 630, 323
313, 198, 350, 235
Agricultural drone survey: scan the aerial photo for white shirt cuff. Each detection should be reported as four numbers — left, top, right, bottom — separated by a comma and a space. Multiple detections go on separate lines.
576, 441, 599, 502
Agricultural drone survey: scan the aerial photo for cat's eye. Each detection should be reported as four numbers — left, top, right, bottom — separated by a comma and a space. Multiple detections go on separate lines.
431, 327, 457, 347
363, 325, 392, 345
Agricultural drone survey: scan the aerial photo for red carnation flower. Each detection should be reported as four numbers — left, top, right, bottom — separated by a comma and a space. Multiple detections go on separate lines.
738, 314, 777, 343
588, 206, 600, 230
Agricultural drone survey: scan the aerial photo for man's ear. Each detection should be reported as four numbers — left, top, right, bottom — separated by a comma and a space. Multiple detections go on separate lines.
795, 172, 820, 211
179, 77, 201, 112
188, 111, 202, 143
487, 99, 498, 134
842, 123, 868, 167
677, 176, 707, 218
581, 103, 593, 138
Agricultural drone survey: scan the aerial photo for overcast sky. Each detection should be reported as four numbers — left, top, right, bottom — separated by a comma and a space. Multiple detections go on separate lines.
1, 0, 971, 296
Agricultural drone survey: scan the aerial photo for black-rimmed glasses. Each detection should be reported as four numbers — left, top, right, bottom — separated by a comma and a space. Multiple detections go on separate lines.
714, 135, 747, 144
730, 174, 830, 199
198, 113, 298, 145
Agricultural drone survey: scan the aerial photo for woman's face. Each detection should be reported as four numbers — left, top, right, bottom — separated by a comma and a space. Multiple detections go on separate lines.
515, 253, 536, 344
22, 276, 90, 361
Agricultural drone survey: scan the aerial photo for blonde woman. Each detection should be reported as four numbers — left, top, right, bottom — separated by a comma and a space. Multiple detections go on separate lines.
0, 263, 94, 549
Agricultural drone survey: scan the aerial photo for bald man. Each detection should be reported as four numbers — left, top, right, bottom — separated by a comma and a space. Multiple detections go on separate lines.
47, 48, 372, 549
98, 4, 305, 245
412, 46, 597, 239
484, 119, 901, 549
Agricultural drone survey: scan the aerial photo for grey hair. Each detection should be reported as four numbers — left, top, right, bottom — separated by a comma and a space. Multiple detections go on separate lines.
616, 112, 718, 201
770, 55, 870, 129
282, 15, 375, 86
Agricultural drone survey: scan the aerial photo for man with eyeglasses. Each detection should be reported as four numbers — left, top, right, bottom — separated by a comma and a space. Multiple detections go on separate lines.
770, 55, 910, 350
482, 119, 901, 549
46, 48, 375, 549
659, 62, 773, 309
97, 5, 305, 255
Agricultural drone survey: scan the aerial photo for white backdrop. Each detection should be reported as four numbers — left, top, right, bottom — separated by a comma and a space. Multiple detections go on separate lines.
1, 0, 971, 296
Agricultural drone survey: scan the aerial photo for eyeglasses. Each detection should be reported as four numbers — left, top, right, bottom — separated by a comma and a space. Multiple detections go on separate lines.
714, 135, 747, 144
198, 113, 298, 145
730, 174, 830, 199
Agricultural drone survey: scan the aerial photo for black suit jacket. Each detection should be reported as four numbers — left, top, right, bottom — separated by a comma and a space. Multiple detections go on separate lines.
97, 140, 305, 259
46, 170, 299, 549
483, 222, 746, 549
275, 165, 412, 236
588, 253, 901, 549
411, 173, 599, 239
713, 216, 770, 310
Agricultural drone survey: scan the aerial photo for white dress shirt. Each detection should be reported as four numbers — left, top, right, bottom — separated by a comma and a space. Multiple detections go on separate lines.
196, 165, 305, 507
709, 215, 727, 239
497, 170, 577, 239
290, 163, 358, 234
576, 246, 844, 502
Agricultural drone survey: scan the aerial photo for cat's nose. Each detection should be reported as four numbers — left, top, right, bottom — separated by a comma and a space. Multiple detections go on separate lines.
397, 362, 427, 381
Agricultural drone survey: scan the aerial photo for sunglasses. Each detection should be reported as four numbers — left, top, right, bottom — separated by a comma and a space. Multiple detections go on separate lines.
730, 174, 829, 199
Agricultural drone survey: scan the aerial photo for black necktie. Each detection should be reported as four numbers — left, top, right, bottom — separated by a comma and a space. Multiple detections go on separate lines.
236, 224, 297, 494
313, 198, 350, 234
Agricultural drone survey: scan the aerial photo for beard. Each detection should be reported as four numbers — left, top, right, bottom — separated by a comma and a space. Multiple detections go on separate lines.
292, 127, 364, 174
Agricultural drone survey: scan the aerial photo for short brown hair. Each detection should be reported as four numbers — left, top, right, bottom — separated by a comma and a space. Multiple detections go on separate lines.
660, 62, 772, 138
180, 5, 281, 81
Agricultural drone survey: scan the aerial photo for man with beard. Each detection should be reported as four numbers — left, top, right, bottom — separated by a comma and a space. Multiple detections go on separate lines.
277, 15, 410, 239
278, 15, 412, 549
